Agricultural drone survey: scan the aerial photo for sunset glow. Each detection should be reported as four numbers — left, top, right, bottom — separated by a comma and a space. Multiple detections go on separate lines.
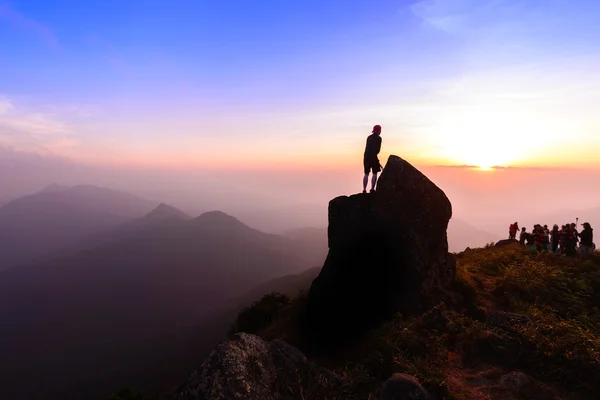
1, 0, 600, 170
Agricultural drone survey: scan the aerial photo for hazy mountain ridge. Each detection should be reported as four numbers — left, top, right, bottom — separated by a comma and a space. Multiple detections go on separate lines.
0, 200, 327, 400
1, 182, 585, 400
230, 266, 322, 308
146, 202, 192, 221
447, 218, 499, 252
74, 202, 193, 251
0, 184, 156, 270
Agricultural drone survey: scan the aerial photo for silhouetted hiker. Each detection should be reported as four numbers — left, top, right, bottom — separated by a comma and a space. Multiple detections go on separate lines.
560, 225, 568, 254
579, 222, 594, 259
519, 227, 527, 245
362, 124, 382, 193
525, 232, 534, 248
509, 222, 518, 240
551, 224, 560, 252
566, 223, 578, 257
533, 224, 545, 252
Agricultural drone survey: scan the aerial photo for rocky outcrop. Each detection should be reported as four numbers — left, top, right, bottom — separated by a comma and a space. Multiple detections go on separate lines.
306, 155, 455, 342
378, 374, 430, 400
495, 239, 519, 248
173, 333, 340, 400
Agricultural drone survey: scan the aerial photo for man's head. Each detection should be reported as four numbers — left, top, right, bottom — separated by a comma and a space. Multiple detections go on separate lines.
583, 222, 591, 230
372, 125, 382, 135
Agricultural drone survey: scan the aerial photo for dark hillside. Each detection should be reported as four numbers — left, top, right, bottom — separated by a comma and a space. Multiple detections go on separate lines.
0, 211, 324, 400
230, 243, 600, 399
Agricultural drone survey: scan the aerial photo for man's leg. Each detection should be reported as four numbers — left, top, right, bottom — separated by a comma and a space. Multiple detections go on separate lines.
363, 173, 369, 192
371, 172, 378, 191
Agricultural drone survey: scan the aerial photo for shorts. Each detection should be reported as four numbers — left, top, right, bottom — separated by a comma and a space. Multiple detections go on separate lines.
364, 158, 381, 174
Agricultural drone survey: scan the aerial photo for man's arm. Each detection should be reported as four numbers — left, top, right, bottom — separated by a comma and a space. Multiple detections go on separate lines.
376, 136, 382, 155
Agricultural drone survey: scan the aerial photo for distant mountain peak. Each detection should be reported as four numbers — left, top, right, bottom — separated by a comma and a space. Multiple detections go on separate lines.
40, 183, 68, 193
195, 210, 248, 229
144, 203, 191, 221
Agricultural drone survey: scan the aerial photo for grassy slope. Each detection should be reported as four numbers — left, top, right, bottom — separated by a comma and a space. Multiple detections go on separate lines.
232, 244, 600, 400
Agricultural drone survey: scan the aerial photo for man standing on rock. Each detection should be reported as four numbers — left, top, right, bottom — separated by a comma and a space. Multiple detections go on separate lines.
363, 124, 382, 193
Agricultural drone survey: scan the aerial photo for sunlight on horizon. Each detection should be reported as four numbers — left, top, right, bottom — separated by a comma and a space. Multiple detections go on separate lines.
2, 0, 600, 171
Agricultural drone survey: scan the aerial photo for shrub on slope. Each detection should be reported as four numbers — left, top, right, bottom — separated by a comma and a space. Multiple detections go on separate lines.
230, 244, 600, 399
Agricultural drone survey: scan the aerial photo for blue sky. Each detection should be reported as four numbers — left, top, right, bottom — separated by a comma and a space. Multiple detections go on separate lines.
1, 0, 600, 169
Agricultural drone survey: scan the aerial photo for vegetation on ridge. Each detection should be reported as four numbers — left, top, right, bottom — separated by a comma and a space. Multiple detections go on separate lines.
230, 243, 600, 399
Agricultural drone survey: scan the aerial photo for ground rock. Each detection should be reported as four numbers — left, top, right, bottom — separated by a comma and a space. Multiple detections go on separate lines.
495, 239, 519, 248
499, 371, 534, 391
378, 373, 430, 400
173, 333, 339, 400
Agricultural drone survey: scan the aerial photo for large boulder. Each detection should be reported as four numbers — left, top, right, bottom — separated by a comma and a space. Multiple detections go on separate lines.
306, 155, 455, 342
173, 333, 339, 400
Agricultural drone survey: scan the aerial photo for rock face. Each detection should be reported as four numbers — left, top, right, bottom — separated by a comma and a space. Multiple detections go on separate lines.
306, 155, 455, 342
378, 374, 430, 400
173, 333, 339, 400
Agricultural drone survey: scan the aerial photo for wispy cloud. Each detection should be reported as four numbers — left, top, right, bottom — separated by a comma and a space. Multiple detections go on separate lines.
410, 0, 473, 33
0, 2, 59, 48
409, 0, 517, 34
0, 97, 78, 154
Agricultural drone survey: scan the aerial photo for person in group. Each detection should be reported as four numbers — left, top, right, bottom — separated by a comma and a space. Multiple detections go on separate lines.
525, 230, 534, 249
578, 222, 594, 260
362, 124, 382, 193
519, 227, 527, 245
533, 224, 546, 252
559, 225, 567, 254
543, 224, 550, 251
566, 223, 578, 257
509, 222, 518, 240
551, 224, 560, 253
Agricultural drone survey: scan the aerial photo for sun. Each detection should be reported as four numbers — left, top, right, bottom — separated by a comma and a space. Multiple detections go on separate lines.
432, 108, 537, 169
445, 140, 511, 170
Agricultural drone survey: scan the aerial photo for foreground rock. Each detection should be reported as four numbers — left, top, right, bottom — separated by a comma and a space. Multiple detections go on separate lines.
378, 374, 429, 400
306, 155, 455, 342
173, 333, 339, 400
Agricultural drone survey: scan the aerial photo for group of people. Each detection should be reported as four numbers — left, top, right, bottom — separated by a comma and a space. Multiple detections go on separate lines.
510, 222, 595, 259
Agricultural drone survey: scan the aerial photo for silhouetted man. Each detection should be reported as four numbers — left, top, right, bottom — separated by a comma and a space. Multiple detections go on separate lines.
363, 124, 382, 193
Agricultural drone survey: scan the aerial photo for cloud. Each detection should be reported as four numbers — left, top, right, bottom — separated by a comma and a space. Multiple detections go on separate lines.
409, 0, 509, 34
410, 0, 470, 32
0, 97, 15, 113
0, 2, 59, 48
0, 97, 78, 154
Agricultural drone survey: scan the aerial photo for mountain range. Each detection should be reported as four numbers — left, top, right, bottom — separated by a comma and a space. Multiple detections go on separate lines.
0, 183, 582, 399
0, 184, 156, 270
0, 186, 328, 400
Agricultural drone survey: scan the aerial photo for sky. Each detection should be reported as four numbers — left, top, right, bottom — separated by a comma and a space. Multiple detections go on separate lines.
1, 0, 600, 236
